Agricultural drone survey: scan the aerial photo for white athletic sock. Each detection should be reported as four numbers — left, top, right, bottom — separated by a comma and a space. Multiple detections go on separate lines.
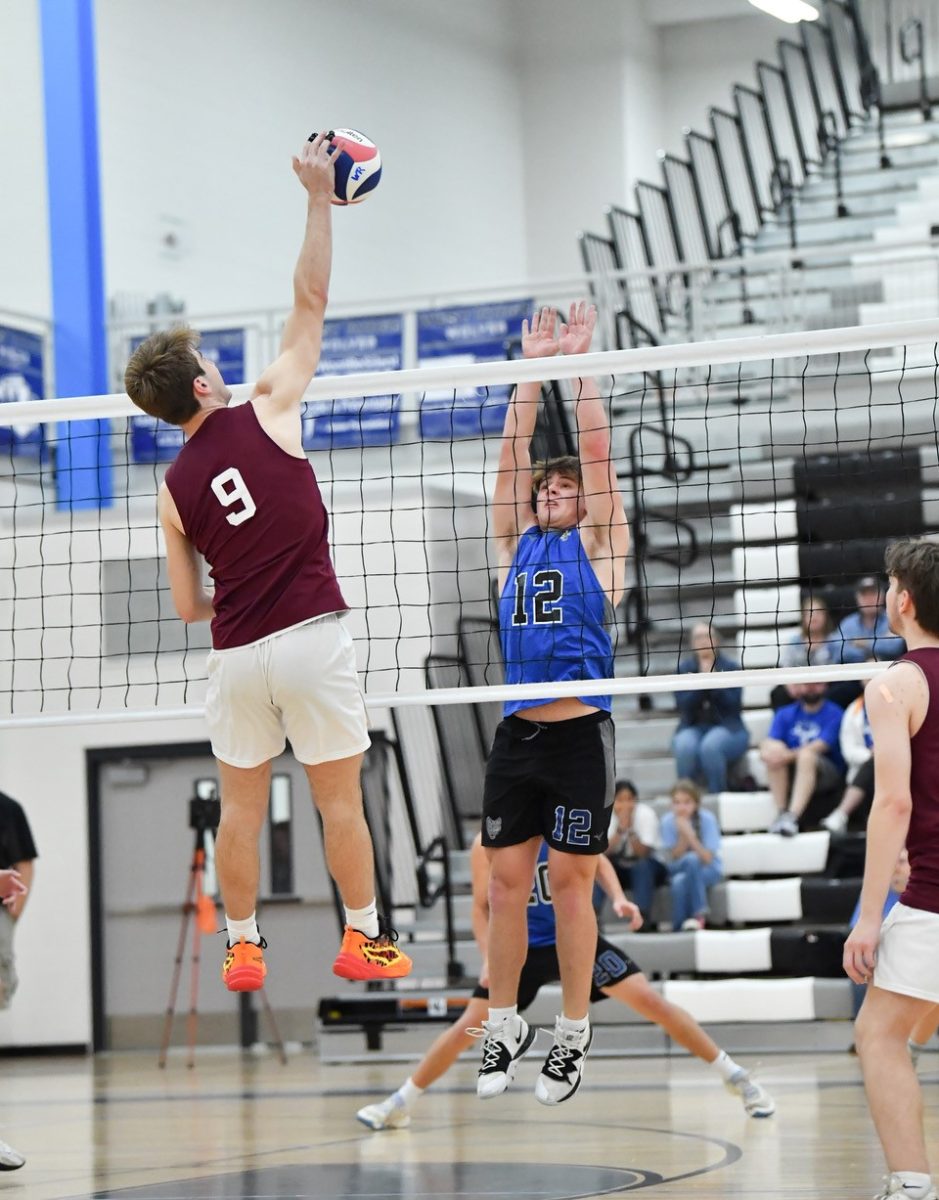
558, 1013, 590, 1037
344, 901, 380, 940
894, 1172, 933, 1197
226, 913, 260, 946
394, 1077, 424, 1109
710, 1049, 743, 1082
487, 1005, 519, 1034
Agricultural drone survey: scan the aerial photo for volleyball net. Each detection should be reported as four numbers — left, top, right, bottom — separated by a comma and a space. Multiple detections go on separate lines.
0, 316, 936, 725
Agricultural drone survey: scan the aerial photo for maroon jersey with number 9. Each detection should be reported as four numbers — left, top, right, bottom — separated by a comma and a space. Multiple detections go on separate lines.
163, 402, 347, 650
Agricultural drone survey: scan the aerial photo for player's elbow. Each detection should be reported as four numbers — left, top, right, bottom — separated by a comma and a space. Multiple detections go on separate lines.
577, 431, 610, 464
176, 596, 208, 624
875, 789, 913, 818
294, 281, 329, 317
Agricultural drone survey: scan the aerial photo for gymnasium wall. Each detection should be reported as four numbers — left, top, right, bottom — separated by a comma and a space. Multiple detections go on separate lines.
0, 0, 787, 1049
0, 0, 49, 318
0, 1, 785, 318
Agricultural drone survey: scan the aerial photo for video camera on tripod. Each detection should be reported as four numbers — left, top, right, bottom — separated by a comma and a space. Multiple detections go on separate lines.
189, 779, 221, 834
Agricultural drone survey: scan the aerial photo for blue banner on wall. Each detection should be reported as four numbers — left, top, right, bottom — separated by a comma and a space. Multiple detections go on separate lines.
0, 326, 46, 458
417, 299, 532, 440
302, 314, 403, 451
129, 328, 246, 463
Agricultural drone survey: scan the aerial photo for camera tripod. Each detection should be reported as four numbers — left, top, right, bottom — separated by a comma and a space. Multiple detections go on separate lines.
158, 808, 287, 1068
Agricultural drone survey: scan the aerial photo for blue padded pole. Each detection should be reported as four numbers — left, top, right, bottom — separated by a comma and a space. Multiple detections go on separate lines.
39, 0, 112, 509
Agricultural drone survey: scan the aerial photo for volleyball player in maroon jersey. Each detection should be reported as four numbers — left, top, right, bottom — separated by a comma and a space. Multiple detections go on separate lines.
844, 538, 939, 1200
124, 133, 411, 990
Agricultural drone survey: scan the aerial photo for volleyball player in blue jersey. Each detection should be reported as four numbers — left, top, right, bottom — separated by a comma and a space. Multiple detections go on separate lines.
478, 302, 630, 1105
356, 837, 774, 1130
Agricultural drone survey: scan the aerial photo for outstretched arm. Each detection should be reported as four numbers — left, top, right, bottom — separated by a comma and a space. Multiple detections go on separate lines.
252, 133, 336, 415
491, 307, 558, 564
560, 301, 629, 601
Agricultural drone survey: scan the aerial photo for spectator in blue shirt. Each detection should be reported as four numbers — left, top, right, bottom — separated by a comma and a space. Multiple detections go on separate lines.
672, 624, 750, 794
837, 576, 906, 662
660, 780, 723, 931
760, 681, 846, 836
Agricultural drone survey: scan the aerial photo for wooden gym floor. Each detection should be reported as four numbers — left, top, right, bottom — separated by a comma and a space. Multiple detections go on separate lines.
2, 1046, 934, 1198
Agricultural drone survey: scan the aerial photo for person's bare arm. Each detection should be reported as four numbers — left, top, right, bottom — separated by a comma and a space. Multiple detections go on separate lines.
492, 308, 558, 572
7, 860, 32, 920
159, 485, 214, 623
559, 302, 630, 606
252, 133, 335, 417
595, 854, 642, 928
761, 737, 795, 767
679, 817, 714, 866
844, 666, 923, 984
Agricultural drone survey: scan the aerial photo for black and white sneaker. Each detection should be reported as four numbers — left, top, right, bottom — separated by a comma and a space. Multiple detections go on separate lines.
475, 1015, 537, 1099
535, 1018, 592, 1105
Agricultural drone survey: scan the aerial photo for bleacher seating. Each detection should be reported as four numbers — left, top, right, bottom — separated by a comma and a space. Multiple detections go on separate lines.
317, 0, 939, 1053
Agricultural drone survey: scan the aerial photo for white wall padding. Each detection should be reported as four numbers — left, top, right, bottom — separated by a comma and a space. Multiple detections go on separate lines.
715, 790, 777, 833
722, 877, 803, 923
721, 831, 831, 877
693, 927, 773, 974
663, 976, 816, 1023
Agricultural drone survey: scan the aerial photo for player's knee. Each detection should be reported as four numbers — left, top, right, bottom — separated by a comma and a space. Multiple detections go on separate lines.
488, 870, 530, 914
854, 1005, 878, 1059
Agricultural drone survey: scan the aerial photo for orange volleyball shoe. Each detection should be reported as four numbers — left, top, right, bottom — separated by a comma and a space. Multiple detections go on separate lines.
222, 936, 267, 992
332, 923, 412, 981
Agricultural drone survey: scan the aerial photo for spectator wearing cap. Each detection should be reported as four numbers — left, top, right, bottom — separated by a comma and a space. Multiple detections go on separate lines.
836, 576, 905, 662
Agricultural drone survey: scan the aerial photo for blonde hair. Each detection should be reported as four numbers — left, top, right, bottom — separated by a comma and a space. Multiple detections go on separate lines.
670, 778, 702, 807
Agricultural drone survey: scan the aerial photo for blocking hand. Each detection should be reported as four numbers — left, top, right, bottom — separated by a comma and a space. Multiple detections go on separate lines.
521, 306, 560, 360
557, 300, 597, 356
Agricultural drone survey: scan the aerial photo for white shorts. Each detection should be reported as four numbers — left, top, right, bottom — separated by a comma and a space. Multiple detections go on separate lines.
874, 901, 939, 1003
205, 615, 371, 769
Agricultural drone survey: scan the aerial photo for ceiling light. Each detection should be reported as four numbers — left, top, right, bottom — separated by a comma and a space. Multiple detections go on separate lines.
748, 0, 820, 22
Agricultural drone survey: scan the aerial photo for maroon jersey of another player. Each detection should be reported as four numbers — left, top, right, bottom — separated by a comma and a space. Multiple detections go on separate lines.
893, 646, 939, 915
163, 401, 347, 650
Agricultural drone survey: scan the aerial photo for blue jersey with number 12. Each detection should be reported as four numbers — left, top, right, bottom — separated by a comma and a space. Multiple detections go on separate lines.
499, 525, 613, 717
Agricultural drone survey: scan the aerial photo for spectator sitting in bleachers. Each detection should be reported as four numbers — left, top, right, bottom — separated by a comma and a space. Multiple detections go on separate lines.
837, 575, 906, 662
660, 779, 723, 931
774, 594, 865, 710
761, 681, 846, 836
605, 779, 667, 928
672, 623, 749, 795
822, 695, 874, 834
